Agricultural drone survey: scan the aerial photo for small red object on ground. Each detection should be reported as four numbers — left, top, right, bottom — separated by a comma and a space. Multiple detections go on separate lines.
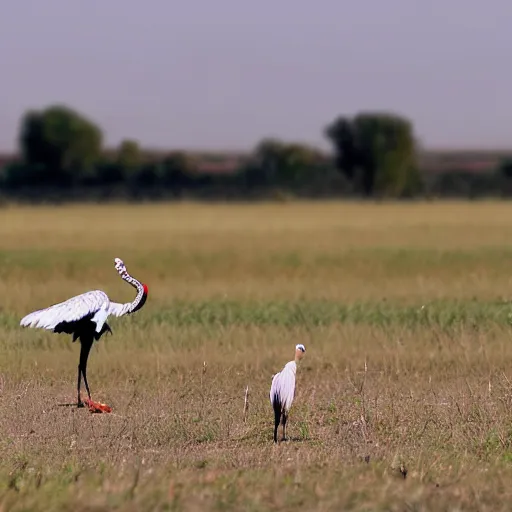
83, 398, 112, 413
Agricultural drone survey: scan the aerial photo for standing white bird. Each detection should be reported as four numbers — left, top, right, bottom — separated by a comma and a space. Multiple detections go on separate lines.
20, 257, 148, 411
270, 343, 306, 443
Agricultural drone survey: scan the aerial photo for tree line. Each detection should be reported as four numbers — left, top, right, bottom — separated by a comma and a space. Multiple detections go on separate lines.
1, 104, 512, 202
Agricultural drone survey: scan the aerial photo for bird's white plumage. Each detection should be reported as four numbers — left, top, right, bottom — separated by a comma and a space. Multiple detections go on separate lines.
20, 290, 137, 331
107, 300, 136, 318
20, 290, 110, 331
19, 257, 146, 333
91, 302, 110, 333
270, 360, 297, 412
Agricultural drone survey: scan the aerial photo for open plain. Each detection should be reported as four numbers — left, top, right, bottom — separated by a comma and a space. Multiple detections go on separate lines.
3, 200, 512, 510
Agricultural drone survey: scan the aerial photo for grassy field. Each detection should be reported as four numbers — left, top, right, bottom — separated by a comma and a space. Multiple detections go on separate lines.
3, 200, 512, 511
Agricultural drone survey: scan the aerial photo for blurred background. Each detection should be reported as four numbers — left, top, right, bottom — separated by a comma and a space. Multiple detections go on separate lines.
1, 0, 512, 202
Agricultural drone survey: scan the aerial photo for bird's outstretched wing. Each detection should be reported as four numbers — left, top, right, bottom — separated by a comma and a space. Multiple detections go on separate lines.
20, 290, 110, 331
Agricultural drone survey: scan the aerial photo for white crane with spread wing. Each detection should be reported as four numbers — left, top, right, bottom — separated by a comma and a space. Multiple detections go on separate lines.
20, 257, 148, 412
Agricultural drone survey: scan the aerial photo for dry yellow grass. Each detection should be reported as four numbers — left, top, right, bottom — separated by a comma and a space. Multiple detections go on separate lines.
2, 200, 512, 510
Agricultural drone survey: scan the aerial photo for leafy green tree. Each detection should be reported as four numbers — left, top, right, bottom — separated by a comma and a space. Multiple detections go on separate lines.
19, 105, 103, 185
325, 112, 420, 197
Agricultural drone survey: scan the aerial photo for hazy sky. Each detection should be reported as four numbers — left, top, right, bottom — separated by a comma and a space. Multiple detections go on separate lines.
1, 1, 511, 152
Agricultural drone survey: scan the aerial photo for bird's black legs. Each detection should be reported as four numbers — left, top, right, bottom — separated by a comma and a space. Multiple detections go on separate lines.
77, 334, 93, 407
273, 407, 281, 443
76, 365, 83, 407
272, 404, 289, 444
281, 412, 288, 442
82, 360, 92, 400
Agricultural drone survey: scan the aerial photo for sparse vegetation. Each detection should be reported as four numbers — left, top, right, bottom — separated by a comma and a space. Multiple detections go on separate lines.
2, 200, 512, 510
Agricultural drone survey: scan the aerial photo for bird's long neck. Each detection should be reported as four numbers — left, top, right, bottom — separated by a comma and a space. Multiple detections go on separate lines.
117, 270, 148, 315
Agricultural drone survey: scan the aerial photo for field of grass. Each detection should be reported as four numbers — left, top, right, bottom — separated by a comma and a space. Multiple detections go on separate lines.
3, 200, 512, 511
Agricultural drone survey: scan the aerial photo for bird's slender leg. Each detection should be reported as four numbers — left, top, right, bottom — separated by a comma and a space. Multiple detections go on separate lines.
273, 407, 281, 444
82, 362, 92, 401
281, 412, 288, 442
76, 364, 83, 407
77, 334, 93, 407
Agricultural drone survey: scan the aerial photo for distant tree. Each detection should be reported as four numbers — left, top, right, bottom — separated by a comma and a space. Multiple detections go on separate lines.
498, 158, 512, 179
252, 139, 286, 185
160, 151, 197, 196
161, 151, 195, 183
129, 163, 162, 190
117, 139, 141, 171
324, 118, 356, 180
325, 112, 420, 197
94, 160, 124, 187
1, 161, 35, 189
249, 138, 324, 190
19, 105, 103, 186
282, 143, 325, 184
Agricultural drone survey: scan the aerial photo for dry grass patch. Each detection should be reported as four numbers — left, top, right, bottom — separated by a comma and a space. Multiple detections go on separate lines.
2, 200, 512, 510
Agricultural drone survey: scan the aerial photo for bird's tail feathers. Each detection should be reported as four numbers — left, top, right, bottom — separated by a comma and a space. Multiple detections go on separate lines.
272, 393, 282, 440
272, 392, 282, 414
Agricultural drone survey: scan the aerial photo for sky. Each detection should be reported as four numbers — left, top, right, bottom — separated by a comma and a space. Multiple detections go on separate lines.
1, 0, 511, 152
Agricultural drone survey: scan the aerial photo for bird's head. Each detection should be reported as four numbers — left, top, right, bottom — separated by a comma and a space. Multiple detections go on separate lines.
295, 343, 306, 362
114, 257, 127, 276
